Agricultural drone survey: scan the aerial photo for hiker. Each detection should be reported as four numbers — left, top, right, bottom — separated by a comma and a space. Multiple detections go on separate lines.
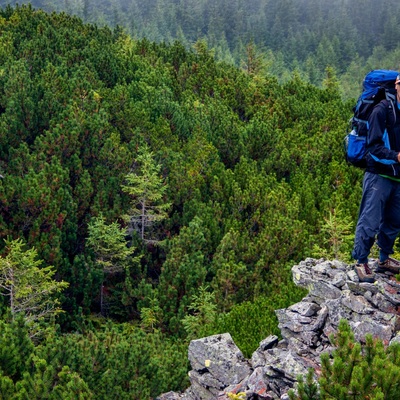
353, 74, 400, 283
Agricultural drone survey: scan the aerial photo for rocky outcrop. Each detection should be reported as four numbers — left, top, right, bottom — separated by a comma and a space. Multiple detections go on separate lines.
157, 258, 400, 400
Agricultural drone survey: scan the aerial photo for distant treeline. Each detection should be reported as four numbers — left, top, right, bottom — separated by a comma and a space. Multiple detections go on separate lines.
2, 0, 400, 95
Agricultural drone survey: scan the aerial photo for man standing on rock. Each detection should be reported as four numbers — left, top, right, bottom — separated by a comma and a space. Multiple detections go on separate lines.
353, 74, 400, 283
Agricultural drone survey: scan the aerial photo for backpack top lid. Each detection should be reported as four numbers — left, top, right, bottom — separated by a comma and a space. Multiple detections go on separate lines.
361, 69, 399, 99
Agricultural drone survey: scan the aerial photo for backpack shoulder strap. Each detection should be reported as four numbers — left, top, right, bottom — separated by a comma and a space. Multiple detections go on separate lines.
379, 98, 396, 127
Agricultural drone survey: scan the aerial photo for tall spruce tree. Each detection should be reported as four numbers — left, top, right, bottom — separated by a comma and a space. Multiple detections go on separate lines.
87, 214, 139, 316
121, 145, 171, 244
0, 238, 69, 333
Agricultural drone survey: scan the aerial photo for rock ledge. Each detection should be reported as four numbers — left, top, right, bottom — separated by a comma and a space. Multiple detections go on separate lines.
158, 258, 400, 399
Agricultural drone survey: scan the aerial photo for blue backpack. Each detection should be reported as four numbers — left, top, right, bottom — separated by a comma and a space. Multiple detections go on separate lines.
345, 69, 398, 168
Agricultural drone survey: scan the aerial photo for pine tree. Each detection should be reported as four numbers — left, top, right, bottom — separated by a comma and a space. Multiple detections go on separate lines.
311, 206, 354, 262
181, 285, 217, 339
121, 144, 171, 244
157, 216, 208, 335
211, 229, 248, 312
0, 238, 69, 333
87, 214, 139, 316
289, 319, 400, 399
0, 315, 34, 381
241, 40, 266, 76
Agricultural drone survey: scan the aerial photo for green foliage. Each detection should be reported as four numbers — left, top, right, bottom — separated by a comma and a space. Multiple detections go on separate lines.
210, 229, 248, 312
288, 368, 320, 400
289, 320, 400, 400
0, 317, 92, 399
216, 274, 307, 358
0, 238, 69, 333
87, 214, 136, 273
0, 317, 188, 399
311, 207, 354, 262
140, 296, 163, 333
8, 0, 400, 93
122, 144, 171, 243
181, 285, 217, 340
14, 358, 92, 399
87, 214, 140, 317
157, 216, 208, 335
0, 315, 34, 381
0, 5, 376, 396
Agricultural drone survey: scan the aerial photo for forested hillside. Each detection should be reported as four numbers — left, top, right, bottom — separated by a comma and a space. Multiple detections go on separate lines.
0, 5, 375, 398
2, 0, 400, 97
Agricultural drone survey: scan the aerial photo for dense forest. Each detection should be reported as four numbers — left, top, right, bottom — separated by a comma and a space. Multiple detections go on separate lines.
2, 0, 400, 98
0, 3, 394, 399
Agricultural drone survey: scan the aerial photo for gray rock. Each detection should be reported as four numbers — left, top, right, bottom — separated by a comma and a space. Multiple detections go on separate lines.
188, 370, 222, 398
188, 333, 251, 388
341, 290, 374, 314
157, 392, 186, 400
259, 335, 280, 351
185, 333, 252, 399
263, 348, 308, 382
288, 302, 321, 317
159, 258, 400, 400
246, 367, 270, 397
351, 319, 393, 343
390, 332, 400, 345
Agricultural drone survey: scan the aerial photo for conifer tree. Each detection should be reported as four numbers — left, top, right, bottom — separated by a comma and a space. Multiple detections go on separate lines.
312, 206, 354, 262
121, 144, 171, 244
241, 40, 266, 76
87, 214, 135, 275
157, 216, 208, 334
0, 315, 34, 381
211, 229, 248, 312
87, 214, 139, 316
289, 319, 400, 400
0, 238, 69, 333
140, 296, 162, 333
181, 285, 217, 340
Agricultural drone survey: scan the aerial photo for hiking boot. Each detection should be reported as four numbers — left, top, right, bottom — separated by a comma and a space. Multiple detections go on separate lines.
376, 257, 400, 274
355, 263, 375, 283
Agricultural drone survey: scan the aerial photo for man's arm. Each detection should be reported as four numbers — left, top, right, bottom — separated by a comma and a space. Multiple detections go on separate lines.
368, 102, 399, 163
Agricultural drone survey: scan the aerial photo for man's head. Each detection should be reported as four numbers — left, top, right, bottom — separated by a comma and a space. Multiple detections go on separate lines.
396, 75, 400, 100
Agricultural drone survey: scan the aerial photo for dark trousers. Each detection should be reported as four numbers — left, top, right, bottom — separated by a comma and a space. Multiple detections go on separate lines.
352, 172, 400, 263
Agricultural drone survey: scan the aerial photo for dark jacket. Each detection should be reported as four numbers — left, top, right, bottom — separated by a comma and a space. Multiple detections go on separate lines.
366, 99, 400, 177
